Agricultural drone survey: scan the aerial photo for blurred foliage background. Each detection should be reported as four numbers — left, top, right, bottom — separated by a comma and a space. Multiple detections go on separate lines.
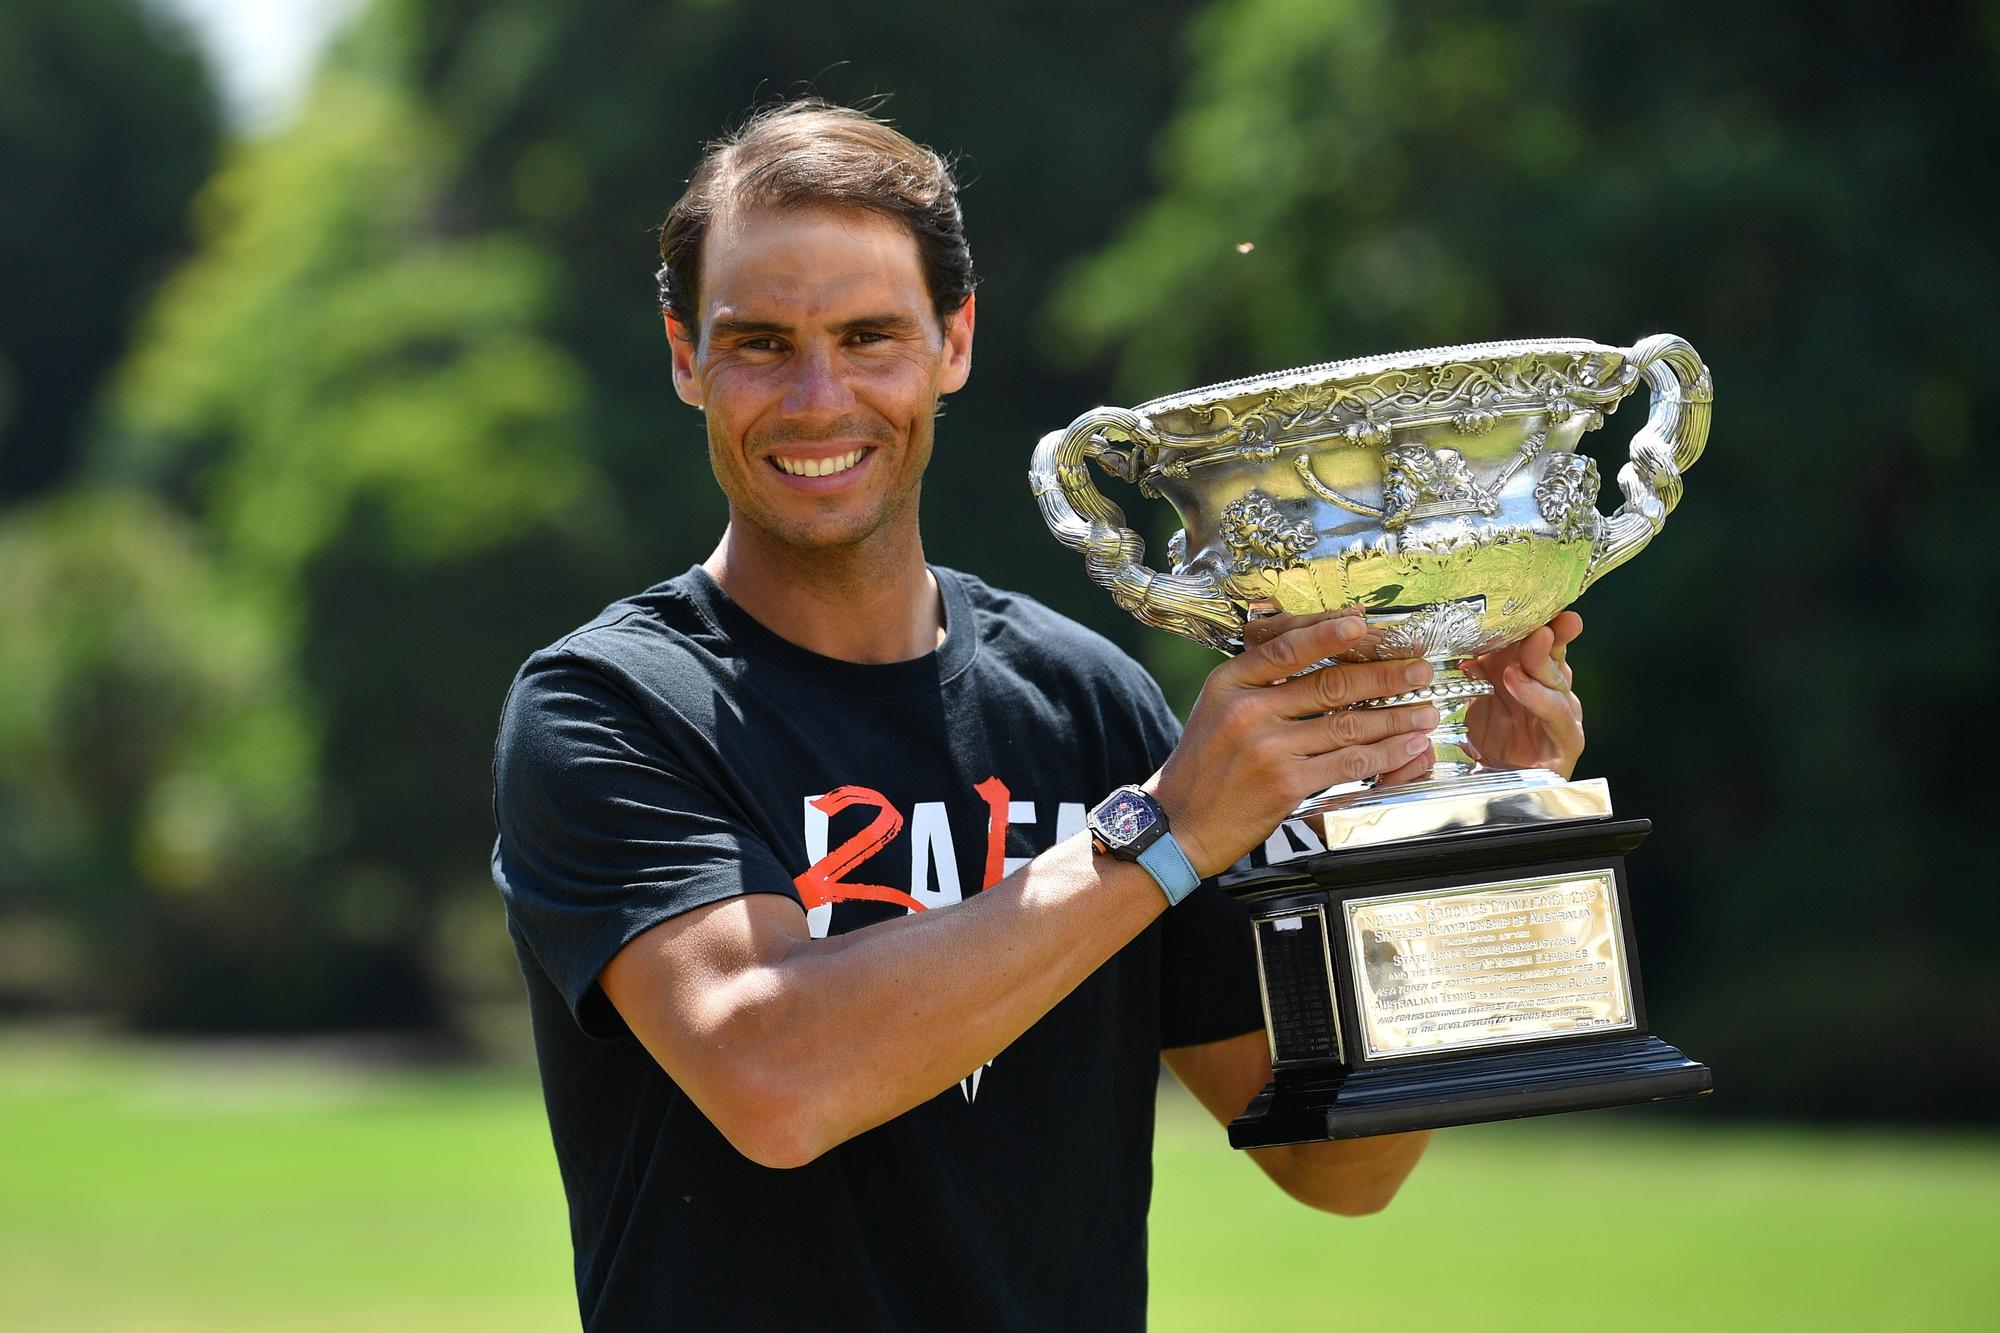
1, 0, 1993, 1132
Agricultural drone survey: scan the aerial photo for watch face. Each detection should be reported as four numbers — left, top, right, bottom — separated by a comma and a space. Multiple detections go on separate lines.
1097, 790, 1155, 847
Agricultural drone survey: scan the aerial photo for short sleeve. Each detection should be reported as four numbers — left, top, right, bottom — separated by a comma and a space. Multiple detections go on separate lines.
1122, 671, 1265, 1049
491, 654, 798, 1039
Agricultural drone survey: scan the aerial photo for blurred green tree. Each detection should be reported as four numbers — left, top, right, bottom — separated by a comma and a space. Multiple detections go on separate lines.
1051, 0, 1999, 1119
0, 0, 228, 1019
0, 490, 317, 1023
100, 49, 600, 1031
0, 0, 218, 500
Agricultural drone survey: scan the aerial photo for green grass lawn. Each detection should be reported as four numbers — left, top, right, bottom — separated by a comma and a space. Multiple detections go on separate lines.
2, 1033, 1994, 1331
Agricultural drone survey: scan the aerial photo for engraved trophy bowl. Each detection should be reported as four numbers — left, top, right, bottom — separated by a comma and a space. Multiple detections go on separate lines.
1030, 334, 1712, 846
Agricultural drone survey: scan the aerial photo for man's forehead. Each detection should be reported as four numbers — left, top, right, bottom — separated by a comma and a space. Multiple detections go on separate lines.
701, 203, 928, 321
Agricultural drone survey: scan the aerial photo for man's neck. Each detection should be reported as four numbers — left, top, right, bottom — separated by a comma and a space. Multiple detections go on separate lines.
704, 523, 945, 665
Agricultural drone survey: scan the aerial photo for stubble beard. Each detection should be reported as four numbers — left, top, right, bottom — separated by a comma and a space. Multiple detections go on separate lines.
713, 414, 933, 571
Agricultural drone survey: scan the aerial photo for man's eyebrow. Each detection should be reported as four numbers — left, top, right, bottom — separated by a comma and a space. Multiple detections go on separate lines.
706, 314, 924, 340
833, 313, 925, 335
707, 317, 792, 339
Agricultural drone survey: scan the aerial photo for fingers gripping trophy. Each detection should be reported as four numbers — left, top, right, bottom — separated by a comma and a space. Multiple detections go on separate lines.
1031, 336, 1714, 1146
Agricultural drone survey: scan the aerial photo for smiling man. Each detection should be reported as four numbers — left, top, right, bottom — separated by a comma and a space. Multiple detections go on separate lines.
491, 100, 1587, 1332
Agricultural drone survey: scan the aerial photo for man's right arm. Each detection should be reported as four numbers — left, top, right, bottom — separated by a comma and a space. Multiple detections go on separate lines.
599, 613, 1438, 1168
602, 830, 1166, 1168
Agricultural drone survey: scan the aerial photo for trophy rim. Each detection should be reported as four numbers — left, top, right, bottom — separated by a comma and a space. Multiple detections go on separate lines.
1134, 336, 1623, 419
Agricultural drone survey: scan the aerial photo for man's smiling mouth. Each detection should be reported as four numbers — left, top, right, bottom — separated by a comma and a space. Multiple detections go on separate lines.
772, 448, 867, 478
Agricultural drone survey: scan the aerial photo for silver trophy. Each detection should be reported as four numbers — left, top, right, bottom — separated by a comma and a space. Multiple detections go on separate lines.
1032, 336, 1713, 1145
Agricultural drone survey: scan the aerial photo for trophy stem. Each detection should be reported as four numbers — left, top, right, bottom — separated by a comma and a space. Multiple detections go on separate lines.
1423, 665, 1481, 780
1288, 652, 1611, 848
1358, 660, 1490, 781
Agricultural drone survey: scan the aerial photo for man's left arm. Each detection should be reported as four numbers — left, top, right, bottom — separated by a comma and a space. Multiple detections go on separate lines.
1165, 1034, 1432, 1214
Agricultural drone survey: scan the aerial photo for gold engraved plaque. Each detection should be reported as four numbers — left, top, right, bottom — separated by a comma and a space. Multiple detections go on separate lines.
1346, 870, 1635, 1061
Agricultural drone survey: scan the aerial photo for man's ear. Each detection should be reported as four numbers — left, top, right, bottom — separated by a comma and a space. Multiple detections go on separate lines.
664, 311, 702, 408
937, 292, 975, 396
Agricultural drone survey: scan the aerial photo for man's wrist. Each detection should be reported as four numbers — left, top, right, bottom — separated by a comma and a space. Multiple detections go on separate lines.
1134, 831, 1202, 905
1139, 776, 1221, 880
1087, 784, 1202, 905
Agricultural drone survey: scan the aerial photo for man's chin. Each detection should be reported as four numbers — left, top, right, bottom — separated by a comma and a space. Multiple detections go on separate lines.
723, 479, 922, 561
744, 512, 899, 558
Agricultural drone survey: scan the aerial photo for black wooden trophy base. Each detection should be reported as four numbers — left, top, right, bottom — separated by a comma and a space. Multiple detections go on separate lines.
1224, 817, 1712, 1150
1230, 1033, 1710, 1148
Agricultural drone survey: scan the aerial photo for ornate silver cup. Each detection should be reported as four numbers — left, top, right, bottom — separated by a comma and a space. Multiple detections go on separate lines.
1031, 335, 1711, 844
1032, 335, 1716, 1144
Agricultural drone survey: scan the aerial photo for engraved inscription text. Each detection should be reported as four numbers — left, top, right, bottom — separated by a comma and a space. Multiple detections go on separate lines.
1345, 870, 1635, 1060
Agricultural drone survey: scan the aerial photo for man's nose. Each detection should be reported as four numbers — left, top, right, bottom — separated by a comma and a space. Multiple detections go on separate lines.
782, 343, 855, 416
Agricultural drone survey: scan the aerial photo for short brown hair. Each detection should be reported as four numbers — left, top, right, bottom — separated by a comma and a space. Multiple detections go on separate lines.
656, 99, 976, 335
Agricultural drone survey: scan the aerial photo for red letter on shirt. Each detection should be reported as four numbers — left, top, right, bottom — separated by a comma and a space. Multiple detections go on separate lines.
794, 786, 923, 914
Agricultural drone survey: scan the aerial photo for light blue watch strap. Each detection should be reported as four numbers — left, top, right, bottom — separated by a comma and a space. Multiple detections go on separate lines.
1136, 832, 1202, 906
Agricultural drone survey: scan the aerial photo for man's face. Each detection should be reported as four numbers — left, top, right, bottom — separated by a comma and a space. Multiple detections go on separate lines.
666, 204, 974, 555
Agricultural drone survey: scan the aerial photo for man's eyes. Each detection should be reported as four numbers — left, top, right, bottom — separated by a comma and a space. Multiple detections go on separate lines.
730, 330, 898, 355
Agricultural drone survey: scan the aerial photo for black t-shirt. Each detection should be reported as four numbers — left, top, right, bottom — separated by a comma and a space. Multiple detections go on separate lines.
491, 565, 1261, 1332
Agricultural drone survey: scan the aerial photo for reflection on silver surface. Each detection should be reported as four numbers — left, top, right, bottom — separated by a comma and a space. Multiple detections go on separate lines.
1303, 773, 1613, 849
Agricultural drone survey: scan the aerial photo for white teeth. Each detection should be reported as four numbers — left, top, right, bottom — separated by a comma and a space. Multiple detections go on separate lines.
774, 448, 865, 477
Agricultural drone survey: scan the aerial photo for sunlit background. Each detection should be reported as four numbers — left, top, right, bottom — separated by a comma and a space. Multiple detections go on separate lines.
2, 2, 1994, 1329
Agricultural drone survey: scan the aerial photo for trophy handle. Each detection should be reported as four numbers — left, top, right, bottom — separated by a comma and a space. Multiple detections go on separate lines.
1580, 334, 1714, 592
1030, 407, 1245, 651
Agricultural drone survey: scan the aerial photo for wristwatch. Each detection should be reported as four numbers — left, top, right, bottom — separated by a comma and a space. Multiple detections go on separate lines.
1086, 785, 1202, 905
